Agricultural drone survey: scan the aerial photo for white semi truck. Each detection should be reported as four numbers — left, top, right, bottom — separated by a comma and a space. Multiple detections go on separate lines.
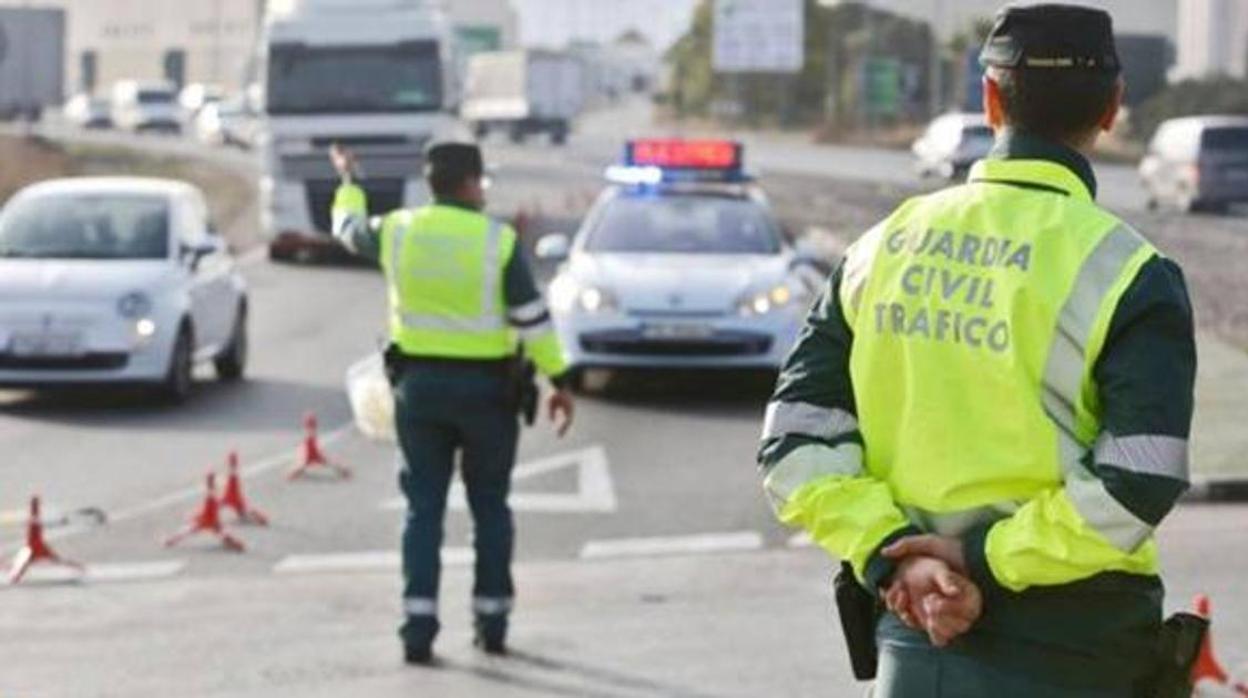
462, 50, 584, 146
259, 0, 460, 261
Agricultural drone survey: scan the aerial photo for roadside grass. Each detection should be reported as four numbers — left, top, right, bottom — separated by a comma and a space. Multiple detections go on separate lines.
0, 135, 257, 251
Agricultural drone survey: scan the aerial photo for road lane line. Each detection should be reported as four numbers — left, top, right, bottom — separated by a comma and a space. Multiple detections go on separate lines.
379, 445, 616, 514
0, 423, 356, 557
273, 547, 474, 575
579, 531, 764, 561
85, 560, 187, 583
787, 531, 814, 548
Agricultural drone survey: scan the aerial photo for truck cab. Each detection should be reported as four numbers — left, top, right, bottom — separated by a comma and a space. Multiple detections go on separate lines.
259, 0, 460, 261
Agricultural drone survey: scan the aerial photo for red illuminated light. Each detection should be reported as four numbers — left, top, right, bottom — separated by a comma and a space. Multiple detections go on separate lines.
628, 139, 741, 170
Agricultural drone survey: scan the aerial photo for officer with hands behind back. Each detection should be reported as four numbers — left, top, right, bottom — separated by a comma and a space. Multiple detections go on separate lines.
330, 141, 575, 664
758, 5, 1198, 696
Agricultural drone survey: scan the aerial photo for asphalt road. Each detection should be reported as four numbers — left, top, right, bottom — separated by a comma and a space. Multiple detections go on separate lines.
1, 110, 1246, 696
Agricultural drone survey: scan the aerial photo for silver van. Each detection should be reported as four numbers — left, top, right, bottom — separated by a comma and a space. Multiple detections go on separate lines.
1139, 116, 1248, 213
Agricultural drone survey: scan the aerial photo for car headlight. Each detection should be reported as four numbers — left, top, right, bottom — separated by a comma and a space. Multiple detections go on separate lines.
550, 278, 617, 314
738, 283, 800, 317
117, 291, 153, 319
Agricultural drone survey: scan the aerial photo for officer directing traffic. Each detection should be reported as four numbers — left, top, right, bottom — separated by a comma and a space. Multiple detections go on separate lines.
759, 5, 1196, 695
330, 141, 575, 664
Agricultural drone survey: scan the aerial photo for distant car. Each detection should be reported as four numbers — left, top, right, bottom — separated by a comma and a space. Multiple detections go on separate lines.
1140, 116, 1248, 214
62, 93, 112, 129
0, 178, 249, 401
538, 139, 820, 386
178, 83, 225, 118
912, 113, 995, 180
194, 99, 256, 149
111, 80, 181, 134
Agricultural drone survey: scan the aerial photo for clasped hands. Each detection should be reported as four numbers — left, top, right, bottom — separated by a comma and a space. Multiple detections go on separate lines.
880, 535, 984, 647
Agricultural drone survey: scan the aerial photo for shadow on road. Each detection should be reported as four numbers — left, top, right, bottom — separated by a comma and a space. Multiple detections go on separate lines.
580, 368, 776, 416
0, 375, 348, 433
440, 647, 721, 698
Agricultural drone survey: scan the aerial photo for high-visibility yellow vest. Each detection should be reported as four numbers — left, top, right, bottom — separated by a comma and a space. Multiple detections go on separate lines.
377, 204, 519, 360
837, 158, 1160, 588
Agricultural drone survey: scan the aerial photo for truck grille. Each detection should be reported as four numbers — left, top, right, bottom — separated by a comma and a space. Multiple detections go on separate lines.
305, 179, 406, 234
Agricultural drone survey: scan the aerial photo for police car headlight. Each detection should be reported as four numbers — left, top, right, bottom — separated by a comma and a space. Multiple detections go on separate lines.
550, 277, 617, 314
739, 284, 796, 316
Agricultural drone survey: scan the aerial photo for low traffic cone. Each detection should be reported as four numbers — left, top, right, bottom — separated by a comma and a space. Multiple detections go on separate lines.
163, 473, 245, 552
287, 412, 350, 480
8, 496, 84, 584
1192, 594, 1248, 694
218, 451, 268, 525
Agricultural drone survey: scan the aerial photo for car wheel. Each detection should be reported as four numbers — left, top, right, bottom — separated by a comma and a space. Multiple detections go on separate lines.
215, 304, 248, 382
160, 324, 195, 404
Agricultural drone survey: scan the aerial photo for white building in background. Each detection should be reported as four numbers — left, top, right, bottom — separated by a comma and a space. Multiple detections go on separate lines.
440, 0, 519, 54
1174, 0, 1248, 79
10, 0, 263, 94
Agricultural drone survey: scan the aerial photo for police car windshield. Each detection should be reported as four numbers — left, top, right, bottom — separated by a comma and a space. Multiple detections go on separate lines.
586, 194, 780, 255
266, 42, 442, 115
0, 194, 170, 260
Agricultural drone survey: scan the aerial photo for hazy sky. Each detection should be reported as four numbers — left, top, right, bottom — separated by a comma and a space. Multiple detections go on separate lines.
512, 0, 700, 49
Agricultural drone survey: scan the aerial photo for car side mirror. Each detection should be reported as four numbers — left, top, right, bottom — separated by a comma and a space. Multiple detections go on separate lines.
535, 233, 572, 262
182, 236, 224, 270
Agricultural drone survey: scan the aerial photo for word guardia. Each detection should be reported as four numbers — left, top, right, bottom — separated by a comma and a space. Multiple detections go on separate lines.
871, 228, 1034, 353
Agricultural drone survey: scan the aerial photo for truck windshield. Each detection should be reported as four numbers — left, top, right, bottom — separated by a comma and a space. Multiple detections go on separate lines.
266, 42, 442, 115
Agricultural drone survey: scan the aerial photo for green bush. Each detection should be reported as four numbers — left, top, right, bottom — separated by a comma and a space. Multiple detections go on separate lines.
1132, 77, 1248, 141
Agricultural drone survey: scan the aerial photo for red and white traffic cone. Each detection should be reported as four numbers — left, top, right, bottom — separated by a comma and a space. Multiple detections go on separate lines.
1192, 594, 1248, 695
287, 412, 350, 480
163, 473, 245, 552
8, 496, 84, 584
218, 451, 268, 525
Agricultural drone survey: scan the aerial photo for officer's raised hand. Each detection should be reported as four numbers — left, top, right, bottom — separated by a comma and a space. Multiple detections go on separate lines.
548, 388, 574, 437
329, 142, 357, 180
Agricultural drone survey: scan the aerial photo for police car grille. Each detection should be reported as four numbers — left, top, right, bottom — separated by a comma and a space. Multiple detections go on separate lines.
581, 336, 771, 357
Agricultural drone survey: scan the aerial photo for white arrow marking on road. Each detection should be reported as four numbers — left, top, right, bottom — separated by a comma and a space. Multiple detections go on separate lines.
787, 531, 814, 548
380, 445, 616, 514
579, 531, 765, 560
273, 548, 475, 575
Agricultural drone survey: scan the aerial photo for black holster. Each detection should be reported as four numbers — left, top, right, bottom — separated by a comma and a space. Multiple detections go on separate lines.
382, 343, 404, 386
1147, 612, 1208, 698
833, 562, 881, 681
506, 350, 539, 427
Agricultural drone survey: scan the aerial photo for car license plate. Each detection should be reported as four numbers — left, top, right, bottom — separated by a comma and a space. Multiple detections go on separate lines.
10, 332, 83, 358
641, 322, 715, 340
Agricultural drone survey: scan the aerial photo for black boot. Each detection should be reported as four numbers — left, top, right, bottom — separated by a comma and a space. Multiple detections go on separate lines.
473, 615, 508, 655
404, 644, 434, 665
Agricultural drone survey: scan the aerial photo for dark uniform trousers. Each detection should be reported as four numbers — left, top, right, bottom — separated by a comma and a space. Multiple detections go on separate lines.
393, 359, 518, 647
872, 615, 1143, 698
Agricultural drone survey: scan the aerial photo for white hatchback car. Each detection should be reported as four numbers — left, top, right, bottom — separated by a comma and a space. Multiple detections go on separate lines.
0, 178, 248, 402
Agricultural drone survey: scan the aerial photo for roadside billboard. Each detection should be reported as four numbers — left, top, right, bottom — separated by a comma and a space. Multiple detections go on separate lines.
712, 0, 805, 74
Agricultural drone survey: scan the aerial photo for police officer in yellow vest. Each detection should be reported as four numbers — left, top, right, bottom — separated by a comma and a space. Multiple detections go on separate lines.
759, 5, 1196, 695
330, 141, 574, 664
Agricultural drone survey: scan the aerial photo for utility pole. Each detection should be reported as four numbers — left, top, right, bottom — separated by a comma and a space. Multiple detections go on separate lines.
929, 0, 945, 118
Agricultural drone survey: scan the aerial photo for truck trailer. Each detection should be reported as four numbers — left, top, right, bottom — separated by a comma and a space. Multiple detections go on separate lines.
0, 7, 65, 121
462, 50, 584, 145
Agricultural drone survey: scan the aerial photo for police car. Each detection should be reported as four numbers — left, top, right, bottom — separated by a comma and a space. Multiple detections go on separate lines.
536, 139, 820, 382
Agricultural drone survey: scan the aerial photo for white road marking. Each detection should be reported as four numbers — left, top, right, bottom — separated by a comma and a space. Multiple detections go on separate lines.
787, 531, 814, 548
579, 531, 765, 561
0, 423, 356, 558
380, 445, 616, 514
85, 560, 187, 583
273, 547, 474, 575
